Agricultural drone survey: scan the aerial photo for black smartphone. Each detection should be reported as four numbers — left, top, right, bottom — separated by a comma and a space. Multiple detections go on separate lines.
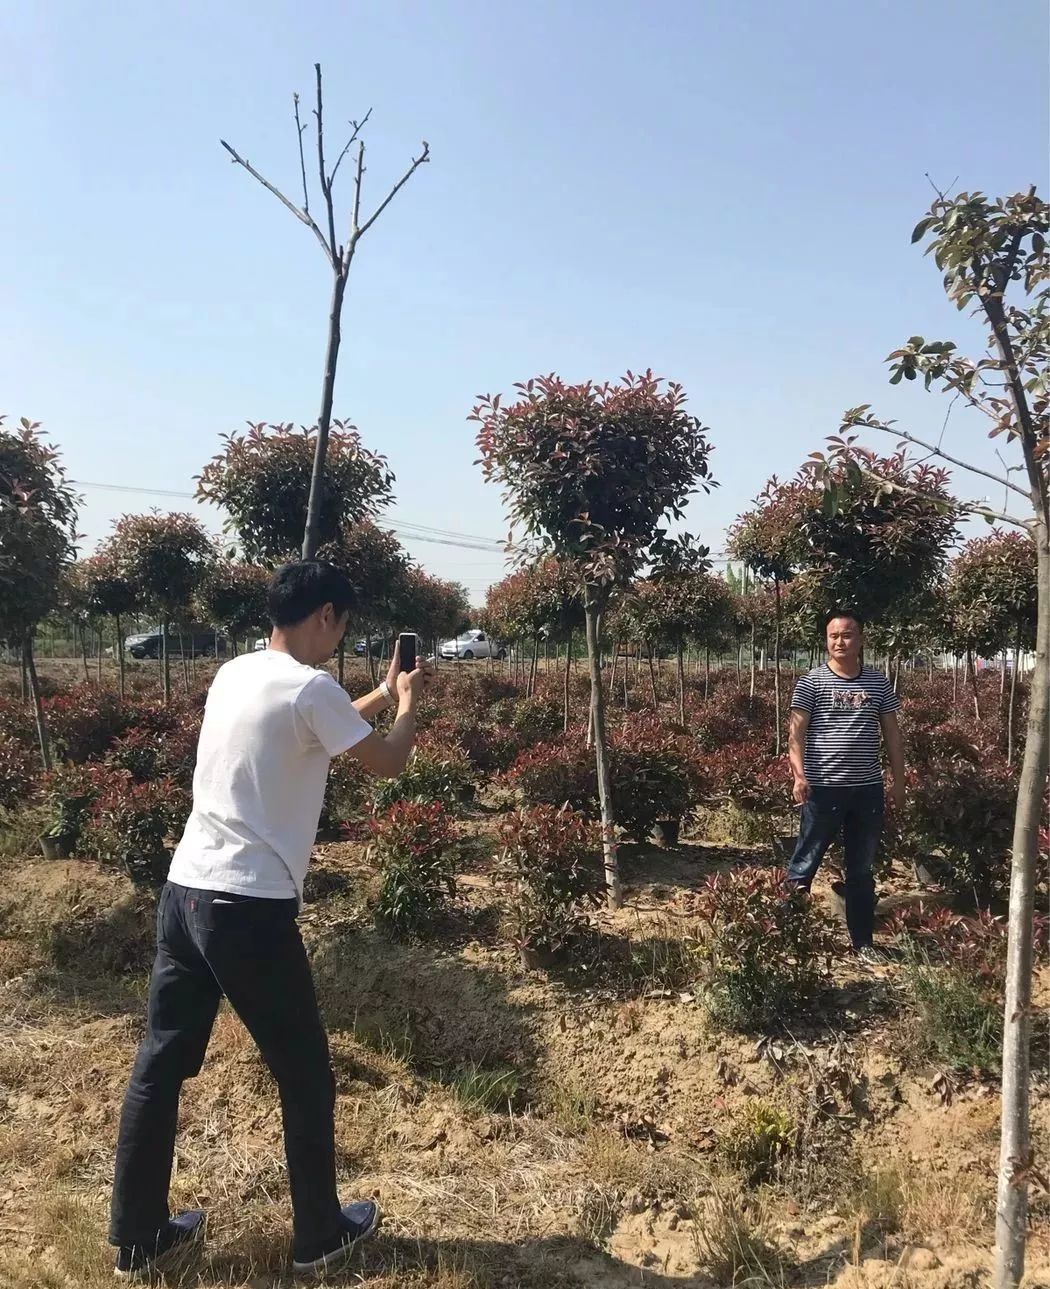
397, 632, 417, 674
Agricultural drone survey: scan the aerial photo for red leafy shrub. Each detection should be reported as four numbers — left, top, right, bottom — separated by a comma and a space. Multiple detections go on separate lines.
885, 905, 1048, 991
425, 712, 524, 777
903, 760, 1016, 902
504, 737, 598, 817
372, 733, 474, 813
692, 865, 836, 1031
320, 754, 370, 832
493, 694, 563, 744
82, 770, 189, 883
0, 733, 34, 812
105, 727, 164, 782
43, 686, 139, 763
371, 800, 458, 935
609, 715, 702, 842
691, 686, 774, 753
497, 805, 602, 957
40, 761, 110, 845
706, 739, 792, 816
0, 695, 37, 749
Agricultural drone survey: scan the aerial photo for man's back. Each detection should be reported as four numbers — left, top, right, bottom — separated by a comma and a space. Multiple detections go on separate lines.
167, 650, 370, 900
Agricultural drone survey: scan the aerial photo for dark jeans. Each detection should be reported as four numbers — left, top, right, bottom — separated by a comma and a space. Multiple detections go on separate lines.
110, 882, 341, 1257
785, 783, 884, 949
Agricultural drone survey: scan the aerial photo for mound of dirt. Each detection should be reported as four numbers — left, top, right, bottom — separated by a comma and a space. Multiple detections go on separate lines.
0, 857, 154, 975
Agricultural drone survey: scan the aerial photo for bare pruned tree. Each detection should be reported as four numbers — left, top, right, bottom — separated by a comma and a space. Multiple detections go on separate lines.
221, 64, 429, 559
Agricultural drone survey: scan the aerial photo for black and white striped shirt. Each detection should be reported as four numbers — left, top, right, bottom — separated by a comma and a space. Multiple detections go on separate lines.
791, 664, 900, 787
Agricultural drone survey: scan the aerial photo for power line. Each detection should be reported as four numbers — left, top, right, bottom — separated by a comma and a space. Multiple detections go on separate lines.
69, 478, 507, 553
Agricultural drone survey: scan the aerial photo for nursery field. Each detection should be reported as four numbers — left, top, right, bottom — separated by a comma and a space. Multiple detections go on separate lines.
0, 658, 1046, 1289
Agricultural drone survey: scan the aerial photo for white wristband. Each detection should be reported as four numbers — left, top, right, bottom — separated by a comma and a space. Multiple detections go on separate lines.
379, 680, 394, 705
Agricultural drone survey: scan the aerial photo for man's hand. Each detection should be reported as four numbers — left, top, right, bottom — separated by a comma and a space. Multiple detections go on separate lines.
792, 776, 811, 807
395, 661, 434, 707
384, 639, 401, 695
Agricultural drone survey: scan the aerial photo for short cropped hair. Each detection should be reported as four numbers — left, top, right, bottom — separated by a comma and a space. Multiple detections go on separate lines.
824, 608, 865, 632
267, 561, 355, 627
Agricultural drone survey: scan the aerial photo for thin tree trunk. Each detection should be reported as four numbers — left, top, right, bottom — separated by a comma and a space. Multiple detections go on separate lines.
96, 626, 103, 683
967, 649, 981, 721
366, 632, 377, 686
704, 646, 711, 700
20, 650, 28, 703
622, 645, 629, 707
79, 624, 90, 684
995, 524, 1049, 1288
302, 271, 347, 561
648, 647, 659, 711
774, 578, 783, 756
529, 635, 540, 698
178, 629, 190, 690
563, 630, 572, 733
1007, 627, 1021, 768
1000, 657, 1008, 702
608, 644, 620, 709
676, 643, 686, 728
24, 637, 52, 772
585, 598, 621, 909
749, 621, 756, 703
892, 655, 902, 695
162, 620, 171, 706
952, 655, 959, 704
115, 615, 125, 701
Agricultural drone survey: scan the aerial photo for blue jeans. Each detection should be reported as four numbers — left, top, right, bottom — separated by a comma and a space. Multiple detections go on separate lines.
786, 783, 883, 949
110, 882, 342, 1260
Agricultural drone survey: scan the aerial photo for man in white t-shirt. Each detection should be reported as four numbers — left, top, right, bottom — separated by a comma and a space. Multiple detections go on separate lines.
109, 561, 431, 1280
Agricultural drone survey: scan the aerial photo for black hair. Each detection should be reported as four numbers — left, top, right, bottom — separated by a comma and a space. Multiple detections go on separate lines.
824, 608, 865, 632
267, 561, 355, 627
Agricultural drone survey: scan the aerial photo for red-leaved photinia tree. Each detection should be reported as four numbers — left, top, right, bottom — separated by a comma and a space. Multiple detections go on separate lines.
109, 513, 214, 704
195, 560, 271, 657
946, 532, 1037, 763
728, 479, 812, 753
0, 417, 78, 769
197, 421, 394, 567
474, 371, 715, 906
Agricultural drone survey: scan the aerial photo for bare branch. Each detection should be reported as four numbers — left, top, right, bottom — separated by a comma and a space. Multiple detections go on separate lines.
219, 139, 334, 266
293, 93, 310, 215
313, 64, 338, 260
856, 465, 1030, 530
330, 107, 373, 187
353, 141, 430, 244
351, 140, 365, 242
862, 419, 1030, 498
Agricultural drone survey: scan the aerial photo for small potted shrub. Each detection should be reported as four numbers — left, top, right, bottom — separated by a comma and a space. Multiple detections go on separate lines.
39, 763, 103, 859
498, 805, 602, 969
81, 772, 189, 883
610, 717, 697, 847
371, 800, 459, 936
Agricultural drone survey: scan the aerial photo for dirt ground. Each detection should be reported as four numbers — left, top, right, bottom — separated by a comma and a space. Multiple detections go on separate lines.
0, 822, 1047, 1289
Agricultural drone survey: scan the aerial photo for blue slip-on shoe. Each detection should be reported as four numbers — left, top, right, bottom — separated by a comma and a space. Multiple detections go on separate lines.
113, 1209, 205, 1279
292, 1199, 382, 1277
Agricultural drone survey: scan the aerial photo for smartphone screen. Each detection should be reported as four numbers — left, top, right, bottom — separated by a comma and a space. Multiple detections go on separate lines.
398, 633, 417, 674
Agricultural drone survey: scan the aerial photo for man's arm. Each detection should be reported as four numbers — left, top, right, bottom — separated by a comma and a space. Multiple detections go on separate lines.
880, 711, 906, 811
349, 667, 426, 777
353, 686, 395, 721
789, 708, 810, 804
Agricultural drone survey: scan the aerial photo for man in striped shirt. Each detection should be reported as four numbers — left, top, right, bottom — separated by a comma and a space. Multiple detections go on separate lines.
785, 610, 905, 960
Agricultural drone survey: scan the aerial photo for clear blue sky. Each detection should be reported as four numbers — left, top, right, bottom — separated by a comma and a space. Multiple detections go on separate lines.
2, 0, 1046, 603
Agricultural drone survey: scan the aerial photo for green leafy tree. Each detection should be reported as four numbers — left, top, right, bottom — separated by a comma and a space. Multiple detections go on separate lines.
398, 568, 470, 655
196, 560, 271, 656
0, 417, 78, 768
814, 188, 1047, 1287
110, 513, 214, 703
197, 421, 394, 566
475, 370, 715, 906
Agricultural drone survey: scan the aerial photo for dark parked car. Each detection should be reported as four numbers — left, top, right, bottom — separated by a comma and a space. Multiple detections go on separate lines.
126, 628, 226, 660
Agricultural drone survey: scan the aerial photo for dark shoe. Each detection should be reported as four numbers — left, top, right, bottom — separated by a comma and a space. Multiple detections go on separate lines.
855, 945, 888, 968
113, 1209, 205, 1279
292, 1199, 382, 1276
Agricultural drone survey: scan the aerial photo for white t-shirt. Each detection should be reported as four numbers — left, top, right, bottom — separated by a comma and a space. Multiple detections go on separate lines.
167, 650, 372, 902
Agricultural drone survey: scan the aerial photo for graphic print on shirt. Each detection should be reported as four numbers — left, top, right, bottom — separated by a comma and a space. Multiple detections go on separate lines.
832, 688, 872, 710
